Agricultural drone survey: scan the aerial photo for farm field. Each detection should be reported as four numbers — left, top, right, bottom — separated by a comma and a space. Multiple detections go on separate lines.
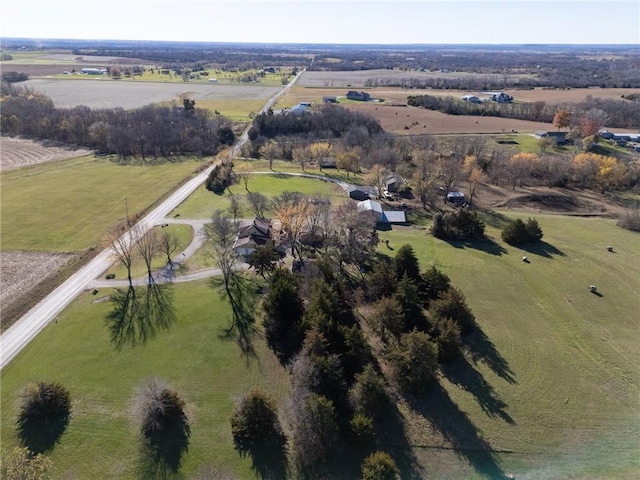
0, 208, 638, 478
296, 72, 638, 104
276, 85, 639, 135
19, 78, 281, 110
0, 154, 203, 252
0, 136, 92, 171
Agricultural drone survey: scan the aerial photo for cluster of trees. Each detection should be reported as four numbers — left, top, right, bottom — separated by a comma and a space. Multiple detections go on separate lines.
248, 242, 475, 472
501, 218, 543, 246
246, 104, 385, 158
1, 71, 28, 83
407, 94, 640, 129
431, 209, 486, 240
0, 83, 235, 159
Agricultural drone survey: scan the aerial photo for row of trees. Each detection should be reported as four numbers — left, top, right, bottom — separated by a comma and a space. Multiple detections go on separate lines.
407, 94, 640, 130
0, 83, 235, 159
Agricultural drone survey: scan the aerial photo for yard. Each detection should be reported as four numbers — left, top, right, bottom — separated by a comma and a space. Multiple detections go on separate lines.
0, 208, 637, 479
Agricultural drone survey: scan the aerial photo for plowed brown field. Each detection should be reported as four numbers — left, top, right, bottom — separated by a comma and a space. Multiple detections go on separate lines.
1, 137, 91, 170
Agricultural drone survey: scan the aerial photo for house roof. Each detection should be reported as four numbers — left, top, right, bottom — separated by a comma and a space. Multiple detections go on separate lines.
382, 211, 406, 223
237, 218, 270, 239
357, 199, 384, 214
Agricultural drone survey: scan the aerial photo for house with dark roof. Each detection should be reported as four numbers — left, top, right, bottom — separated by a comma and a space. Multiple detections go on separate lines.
346, 185, 376, 201
346, 91, 370, 101
535, 130, 567, 145
233, 218, 272, 256
384, 173, 404, 193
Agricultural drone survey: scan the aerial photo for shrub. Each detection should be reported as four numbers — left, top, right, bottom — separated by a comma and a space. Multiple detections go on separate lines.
350, 412, 374, 443
434, 317, 462, 364
430, 287, 475, 335
349, 364, 388, 418
17, 382, 71, 453
133, 377, 190, 463
361, 451, 399, 480
1, 447, 52, 480
231, 389, 284, 453
618, 207, 640, 232
389, 330, 438, 395
501, 217, 544, 245
18, 382, 71, 426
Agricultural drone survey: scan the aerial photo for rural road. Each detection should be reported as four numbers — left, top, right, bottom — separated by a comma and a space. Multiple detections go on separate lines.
0, 70, 304, 371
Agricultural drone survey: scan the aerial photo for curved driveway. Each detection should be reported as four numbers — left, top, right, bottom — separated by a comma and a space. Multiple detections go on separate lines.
0, 71, 304, 371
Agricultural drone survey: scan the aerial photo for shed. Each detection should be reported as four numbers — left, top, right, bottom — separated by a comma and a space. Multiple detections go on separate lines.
357, 200, 384, 222
323, 96, 338, 103
347, 185, 371, 201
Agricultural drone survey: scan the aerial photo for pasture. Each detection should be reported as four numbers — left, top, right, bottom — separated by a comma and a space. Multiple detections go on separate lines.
0, 280, 291, 480
0, 206, 637, 478
0, 155, 203, 252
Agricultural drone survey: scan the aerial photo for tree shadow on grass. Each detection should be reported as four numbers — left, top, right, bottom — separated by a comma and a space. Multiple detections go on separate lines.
447, 237, 508, 256
235, 433, 289, 480
464, 327, 516, 385
408, 383, 509, 479
301, 399, 425, 480
17, 414, 70, 454
106, 284, 176, 350
137, 421, 190, 480
517, 240, 565, 258
442, 357, 515, 424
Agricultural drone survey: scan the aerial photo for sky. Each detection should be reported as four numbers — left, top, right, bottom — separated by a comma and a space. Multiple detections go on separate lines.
2, 0, 639, 45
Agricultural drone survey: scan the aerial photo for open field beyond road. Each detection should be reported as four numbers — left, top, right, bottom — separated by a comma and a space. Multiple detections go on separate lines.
0, 211, 637, 478
0, 155, 204, 252
0, 136, 92, 171
0, 251, 75, 314
20, 79, 281, 110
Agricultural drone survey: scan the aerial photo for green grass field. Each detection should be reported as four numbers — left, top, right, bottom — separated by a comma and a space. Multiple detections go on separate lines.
378, 213, 640, 478
103, 224, 194, 280
172, 166, 349, 219
0, 155, 204, 252
0, 280, 290, 479
1, 168, 638, 478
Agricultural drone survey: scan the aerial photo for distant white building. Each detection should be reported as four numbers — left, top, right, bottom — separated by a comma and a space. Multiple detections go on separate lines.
81, 68, 107, 75
462, 95, 481, 104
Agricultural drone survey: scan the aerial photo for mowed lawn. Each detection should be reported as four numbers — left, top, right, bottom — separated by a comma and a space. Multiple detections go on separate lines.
173, 168, 348, 219
1, 191, 638, 478
0, 280, 290, 479
1, 155, 203, 252
379, 213, 639, 478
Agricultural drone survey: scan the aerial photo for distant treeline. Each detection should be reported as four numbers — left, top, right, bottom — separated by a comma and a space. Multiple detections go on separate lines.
312, 50, 640, 89
72, 48, 309, 72
407, 94, 640, 129
0, 83, 235, 159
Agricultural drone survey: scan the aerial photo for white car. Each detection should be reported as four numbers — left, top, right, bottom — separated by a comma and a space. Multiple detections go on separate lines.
383, 190, 394, 199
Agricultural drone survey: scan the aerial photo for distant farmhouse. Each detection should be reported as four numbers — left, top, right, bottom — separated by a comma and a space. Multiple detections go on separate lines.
384, 173, 404, 193
462, 95, 482, 104
233, 218, 272, 257
81, 68, 107, 75
535, 130, 568, 145
346, 91, 370, 101
492, 92, 513, 103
